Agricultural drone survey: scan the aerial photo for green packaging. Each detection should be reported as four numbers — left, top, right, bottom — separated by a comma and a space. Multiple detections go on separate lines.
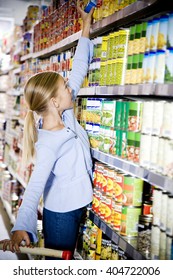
121, 101, 129, 131
123, 176, 144, 206
127, 131, 135, 161
128, 101, 143, 131
101, 100, 116, 127
119, 130, 128, 159
115, 100, 123, 130
134, 132, 141, 163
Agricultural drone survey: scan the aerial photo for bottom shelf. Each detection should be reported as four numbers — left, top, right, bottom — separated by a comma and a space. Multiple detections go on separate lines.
89, 210, 146, 260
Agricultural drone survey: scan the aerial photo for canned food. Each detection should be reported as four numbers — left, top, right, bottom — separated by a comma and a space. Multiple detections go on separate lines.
120, 206, 142, 237
123, 176, 144, 207
114, 171, 124, 203
111, 200, 122, 232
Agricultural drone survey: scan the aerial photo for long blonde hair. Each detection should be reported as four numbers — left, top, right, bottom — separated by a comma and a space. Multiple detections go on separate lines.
23, 71, 61, 165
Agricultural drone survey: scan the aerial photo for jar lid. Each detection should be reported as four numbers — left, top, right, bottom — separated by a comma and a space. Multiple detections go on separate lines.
139, 214, 153, 223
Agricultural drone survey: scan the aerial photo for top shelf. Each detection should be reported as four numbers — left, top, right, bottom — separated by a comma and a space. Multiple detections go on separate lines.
20, 0, 172, 61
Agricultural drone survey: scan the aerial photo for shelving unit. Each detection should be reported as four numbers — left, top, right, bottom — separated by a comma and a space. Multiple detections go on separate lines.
89, 210, 145, 260
91, 148, 173, 193
1, 0, 173, 261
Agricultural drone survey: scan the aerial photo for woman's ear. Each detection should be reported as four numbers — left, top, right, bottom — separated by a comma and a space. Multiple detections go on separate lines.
51, 97, 59, 108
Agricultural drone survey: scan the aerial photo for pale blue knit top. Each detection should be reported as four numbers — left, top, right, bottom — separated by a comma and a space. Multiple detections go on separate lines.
11, 37, 94, 242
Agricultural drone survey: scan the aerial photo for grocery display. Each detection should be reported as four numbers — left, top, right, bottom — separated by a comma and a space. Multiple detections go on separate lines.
0, 0, 173, 261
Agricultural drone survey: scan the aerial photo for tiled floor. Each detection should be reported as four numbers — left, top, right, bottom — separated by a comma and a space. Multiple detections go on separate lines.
0, 198, 28, 260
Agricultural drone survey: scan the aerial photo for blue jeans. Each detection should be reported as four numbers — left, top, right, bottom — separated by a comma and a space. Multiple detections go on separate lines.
43, 206, 86, 260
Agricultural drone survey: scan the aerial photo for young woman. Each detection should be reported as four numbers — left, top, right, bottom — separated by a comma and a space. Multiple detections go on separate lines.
0, 5, 94, 259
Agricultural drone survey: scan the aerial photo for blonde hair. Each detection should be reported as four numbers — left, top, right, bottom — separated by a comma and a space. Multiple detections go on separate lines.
23, 71, 61, 165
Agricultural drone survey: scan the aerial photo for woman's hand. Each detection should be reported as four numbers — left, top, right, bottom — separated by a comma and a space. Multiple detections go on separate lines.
0, 230, 31, 253
77, 4, 95, 38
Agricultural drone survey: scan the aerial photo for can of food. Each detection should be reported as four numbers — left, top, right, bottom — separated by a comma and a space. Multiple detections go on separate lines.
123, 176, 144, 207
105, 167, 115, 197
104, 195, 112, 225
150, 136, 159, 170
102, 165, 109, 193
120, 206, 142, 237
160, 190, 169, 231
114, 171, 124, 203
166, 195, 173, 236
159, 229, 167, 260
127, 131, 135, 161
141, 101, 154, 134
139, 134, 152, 168
151, 224, 160, 260
166, 234, 173, 260
94, 162, 105, 189
92, 189, 101, 214
128, 101, 143, 132
152, 101, 165, 136
119, 130, 127, 159
111, 200, 122, 232
152, 187, 162, 226
134, 132, 141, 163
115, 100, 123, 130
137, 214, 152, 259
143, 201, 153, 215
98, 194, 106, 220
167, 13, 173, 48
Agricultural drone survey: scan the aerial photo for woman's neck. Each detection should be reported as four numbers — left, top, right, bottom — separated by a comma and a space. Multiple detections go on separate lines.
42, 112, 64, 131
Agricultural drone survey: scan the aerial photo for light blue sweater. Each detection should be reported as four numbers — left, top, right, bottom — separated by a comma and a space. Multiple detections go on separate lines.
11, 37, 94, 242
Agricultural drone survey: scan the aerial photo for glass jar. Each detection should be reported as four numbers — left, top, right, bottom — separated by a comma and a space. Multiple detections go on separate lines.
137, 214, 153, 259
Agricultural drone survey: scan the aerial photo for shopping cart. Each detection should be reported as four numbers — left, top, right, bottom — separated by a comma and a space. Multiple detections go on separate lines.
0, 243, 73, 260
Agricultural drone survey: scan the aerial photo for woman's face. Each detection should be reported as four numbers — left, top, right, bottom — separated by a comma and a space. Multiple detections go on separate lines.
55, 76, 74, 111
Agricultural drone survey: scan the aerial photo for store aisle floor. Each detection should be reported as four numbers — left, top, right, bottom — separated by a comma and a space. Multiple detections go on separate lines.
0, 199, 28, 260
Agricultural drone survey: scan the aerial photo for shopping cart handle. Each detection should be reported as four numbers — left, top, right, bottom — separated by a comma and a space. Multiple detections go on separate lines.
0, 244, 73, 260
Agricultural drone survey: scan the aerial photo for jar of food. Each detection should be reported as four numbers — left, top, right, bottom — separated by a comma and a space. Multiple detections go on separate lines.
137, 214, 153, 259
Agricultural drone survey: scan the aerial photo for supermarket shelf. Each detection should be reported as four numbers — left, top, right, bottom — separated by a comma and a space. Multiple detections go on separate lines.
89, 210, 145, 260
78, 84, 173, 97
0, 192, 15, 225
91, 148, 173, 194
20, 1, 171, 62
90, 0, 171, 38
21, 31, 82, 61
8, 166, 27, 189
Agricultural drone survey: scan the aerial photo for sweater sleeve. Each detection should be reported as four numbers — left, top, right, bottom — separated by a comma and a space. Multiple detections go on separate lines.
11, 144, 57, 243
68, 36, 93, 100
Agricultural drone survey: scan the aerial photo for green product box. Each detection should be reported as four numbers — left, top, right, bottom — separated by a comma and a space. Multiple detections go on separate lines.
101, 99, 116, 127
133, 23, 142, 54
125, 55, 133, 85
167, 13, 173, 48
140, 21, 148, 53
115, 100, 123, 130
127, 131, 135, 161
103, 126, 111, 154
134, 132, 141, 163
120, 206, 142, 237
164, 48, 173, 83
128, 101, 143, 131
130, 54, 139, 84
98, 125, 104, 152
128, 25, 136, 56
137, 53, 144, 84
123, 176, 144, 206
119, 130, 128, 159
109, 127, 117, 155
121, 101, 129, 130
115, 129, 121, 156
